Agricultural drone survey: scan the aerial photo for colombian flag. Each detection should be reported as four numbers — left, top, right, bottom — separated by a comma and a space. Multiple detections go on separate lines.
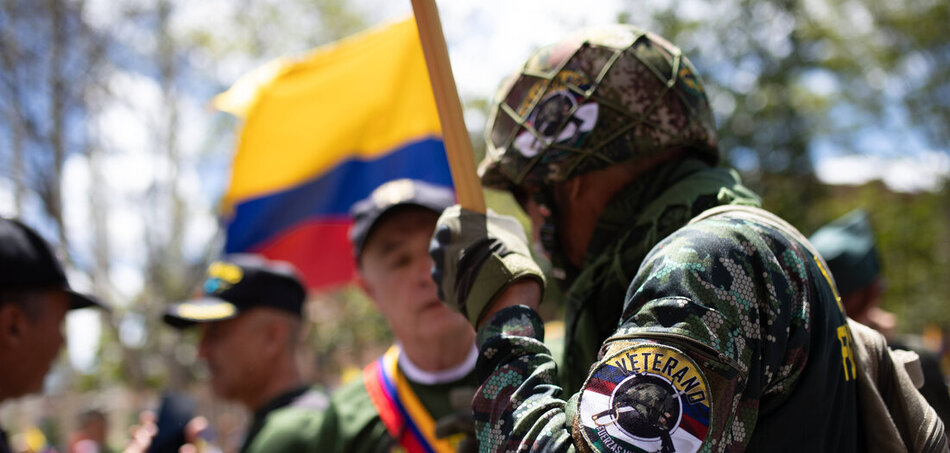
216, 18, 453, 290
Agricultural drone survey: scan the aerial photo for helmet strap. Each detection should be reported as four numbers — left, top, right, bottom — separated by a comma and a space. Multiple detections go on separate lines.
530, 186, 578, 284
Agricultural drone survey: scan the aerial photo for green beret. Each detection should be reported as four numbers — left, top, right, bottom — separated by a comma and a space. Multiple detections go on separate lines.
809, 209, 881, 296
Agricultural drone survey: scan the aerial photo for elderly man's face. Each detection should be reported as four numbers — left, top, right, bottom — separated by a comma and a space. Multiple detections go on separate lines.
358, 207, 471, 346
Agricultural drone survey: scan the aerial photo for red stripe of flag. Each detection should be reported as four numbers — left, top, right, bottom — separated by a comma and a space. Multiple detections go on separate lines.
585, 377, 619, 396
678, 413, 709, 440
253, 220, 355, 290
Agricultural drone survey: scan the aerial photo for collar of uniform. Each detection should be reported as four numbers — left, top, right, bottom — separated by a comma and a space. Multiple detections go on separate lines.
397, 342, 478, 385
561, 159, 708, 299
251, 385, 310, 421
557, 160, 761, 395
577, 159, 761, 280
582, 159, 708, 267
241, 385, 311, 452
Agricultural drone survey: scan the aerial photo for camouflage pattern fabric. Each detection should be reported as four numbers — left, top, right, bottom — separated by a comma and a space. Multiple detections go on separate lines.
558, 159, 759, 395
473, 198, 859, 451
480, 25, 718, 191
475, 307, 575, 452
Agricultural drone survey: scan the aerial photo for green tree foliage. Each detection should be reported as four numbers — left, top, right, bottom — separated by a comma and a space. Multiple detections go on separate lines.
609, 1, 949, 337
305, 287, 391, 385
808, 182, 950, 334
617, 0, 948, 222
0, 0, 375, 390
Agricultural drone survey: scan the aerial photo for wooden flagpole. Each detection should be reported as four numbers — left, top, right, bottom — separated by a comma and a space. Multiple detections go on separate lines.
410, 0, 486, 213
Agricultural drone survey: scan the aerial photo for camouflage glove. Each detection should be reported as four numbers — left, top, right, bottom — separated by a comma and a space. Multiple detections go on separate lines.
430, 205, 545, 327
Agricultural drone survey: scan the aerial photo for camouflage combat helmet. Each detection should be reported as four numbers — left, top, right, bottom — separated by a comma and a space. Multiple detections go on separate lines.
480, 25, 719, 190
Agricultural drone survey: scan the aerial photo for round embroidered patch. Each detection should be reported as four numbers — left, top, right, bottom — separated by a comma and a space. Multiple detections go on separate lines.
578, 344, 711, 453
510, 70, 599, 159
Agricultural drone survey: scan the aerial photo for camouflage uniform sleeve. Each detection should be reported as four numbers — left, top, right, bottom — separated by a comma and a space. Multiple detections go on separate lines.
475, 217, 831, 452
583, 216, 815, 450
474, 305, 577, 452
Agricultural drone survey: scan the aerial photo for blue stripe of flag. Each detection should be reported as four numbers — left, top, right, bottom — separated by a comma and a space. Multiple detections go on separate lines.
225, 137, 452, 253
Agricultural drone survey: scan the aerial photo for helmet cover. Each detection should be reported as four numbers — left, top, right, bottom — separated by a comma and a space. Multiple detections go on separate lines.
480, 25, 718, 191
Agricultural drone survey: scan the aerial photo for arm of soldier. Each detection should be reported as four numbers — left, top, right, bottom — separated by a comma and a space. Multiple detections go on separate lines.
476, 296, 745, 453
473, 287, 745, 453
430, 206, 546, 328
589, 218, 819, 451
430, 207, 574, 451
477, 279, 541, 328
475, 303, 577, 452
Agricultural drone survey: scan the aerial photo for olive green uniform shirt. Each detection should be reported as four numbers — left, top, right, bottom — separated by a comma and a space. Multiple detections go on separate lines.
315, 358, 477, 453
241, 386, 328, 453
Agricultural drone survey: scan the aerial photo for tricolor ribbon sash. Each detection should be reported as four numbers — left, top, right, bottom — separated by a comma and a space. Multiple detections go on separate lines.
217, 18, 452, 291
362, 345, 455, 453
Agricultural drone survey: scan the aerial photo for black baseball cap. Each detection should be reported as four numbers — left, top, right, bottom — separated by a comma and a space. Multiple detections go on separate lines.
0, 217, 106, 310
163, 254, 306, 328
349, 179, 455, 260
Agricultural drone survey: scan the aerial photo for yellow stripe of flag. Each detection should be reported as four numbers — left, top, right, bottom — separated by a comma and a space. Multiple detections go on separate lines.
218, 17, 441, 210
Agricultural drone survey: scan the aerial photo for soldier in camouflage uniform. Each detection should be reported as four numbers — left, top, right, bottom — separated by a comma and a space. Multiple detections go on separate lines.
430, 25, 946, 451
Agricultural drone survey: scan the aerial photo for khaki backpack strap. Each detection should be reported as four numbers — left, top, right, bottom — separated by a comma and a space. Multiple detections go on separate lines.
849, 320, 948, 452
848, 320, 910, 452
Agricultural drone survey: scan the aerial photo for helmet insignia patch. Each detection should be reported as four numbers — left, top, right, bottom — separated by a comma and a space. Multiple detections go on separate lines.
512, 71, 598, 158
578, 344, 711, 453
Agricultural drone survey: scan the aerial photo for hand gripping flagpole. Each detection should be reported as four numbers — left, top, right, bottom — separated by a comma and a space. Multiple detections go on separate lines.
411, 0, 486, 213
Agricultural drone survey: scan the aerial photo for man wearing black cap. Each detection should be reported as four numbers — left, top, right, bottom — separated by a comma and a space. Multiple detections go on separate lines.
0, 217, 107, 453
314, 179, 478, 452
163, 254, 326, 453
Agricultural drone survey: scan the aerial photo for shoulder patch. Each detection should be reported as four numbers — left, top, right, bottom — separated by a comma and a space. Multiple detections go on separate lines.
577, 343, 711, 453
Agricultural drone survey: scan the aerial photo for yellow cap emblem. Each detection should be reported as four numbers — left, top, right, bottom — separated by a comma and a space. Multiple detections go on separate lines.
176, 302, 237, 321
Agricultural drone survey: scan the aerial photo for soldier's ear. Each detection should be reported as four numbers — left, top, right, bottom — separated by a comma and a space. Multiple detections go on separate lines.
553, 177, 586, 209
565, 177, 584, 202
0, 303, 27, 348
259, 316, 288, 357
